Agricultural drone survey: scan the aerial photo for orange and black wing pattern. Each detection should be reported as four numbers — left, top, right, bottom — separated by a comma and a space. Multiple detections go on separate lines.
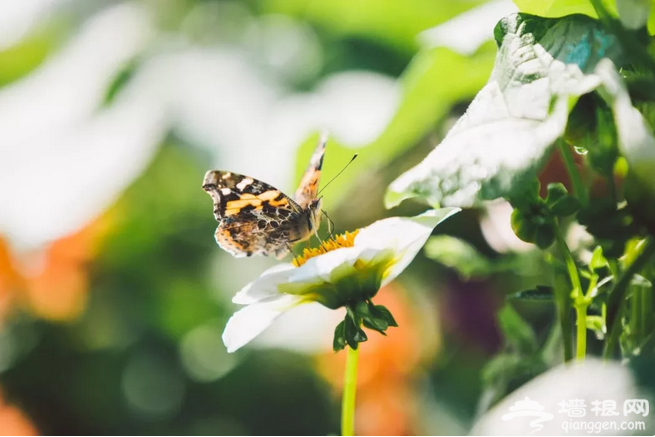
202, 171, 306, 258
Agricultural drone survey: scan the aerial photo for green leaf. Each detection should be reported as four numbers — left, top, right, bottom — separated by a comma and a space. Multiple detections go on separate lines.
586, 315, 606, 340
262, 0, 486, 52
424, 235, 495, 279
354, 301, 389, 334
545, 183, 581, 217
497, 304, 538, 354
511, 0, 617, 18
343, 316, 367, 350
333, 321, 347, 351
508, 285, 554, 301
596, 59, 655, 195
590, 246, 608, 271
369, 304, 398, 327
386, 13, 623, 209
510, 207, 556, 249
545, 183, 568, 204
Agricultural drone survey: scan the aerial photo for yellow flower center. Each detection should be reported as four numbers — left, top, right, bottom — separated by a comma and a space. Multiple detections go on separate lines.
292, 230, 360, 267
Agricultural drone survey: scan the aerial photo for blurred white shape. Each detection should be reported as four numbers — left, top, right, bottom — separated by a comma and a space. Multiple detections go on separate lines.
253, 303, 344, 353
616, 0, 651, 30
0, 0, 67, 50
0, 2, 153, 135
419, 0, 517, 55
164, 47, 287, 184
0, 3, 166, 249
471, 359, 654, 435
313, 72, 400, 146
244, 14, 323, 85
166, 47, 398, 190
480, 200, 533, 253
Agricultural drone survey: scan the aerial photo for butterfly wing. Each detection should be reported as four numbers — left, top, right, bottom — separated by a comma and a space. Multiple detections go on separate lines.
202, 171, 306, 258
294, 132, 327, 208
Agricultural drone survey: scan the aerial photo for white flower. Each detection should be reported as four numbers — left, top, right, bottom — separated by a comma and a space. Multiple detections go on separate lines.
222, 208, 460, 353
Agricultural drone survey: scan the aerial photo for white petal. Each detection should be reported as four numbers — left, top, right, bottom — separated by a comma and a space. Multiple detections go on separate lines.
253, 302, 345, 353
355, 208, 460, 285
222, 295, 302, 353
232, 263, 295, 304
288, 246, 372, 283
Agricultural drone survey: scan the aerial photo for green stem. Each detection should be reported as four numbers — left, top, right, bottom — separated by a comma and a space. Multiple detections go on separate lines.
341, 346, 359, 436
554, 273, 574, 362
604, 236, 655, 358
554, 220, 582, 361
554, 220, 582, 296
631, 286, 640, 343
575, 304, 589, 360
558, 140, 588, 206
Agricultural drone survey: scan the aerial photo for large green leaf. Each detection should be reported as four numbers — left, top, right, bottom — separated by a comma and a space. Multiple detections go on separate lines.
386, 13, 623, 209
596, 59, 655, 193
514, 0, 655, 34
511, 0, 616, 18
260, 0, 486, 52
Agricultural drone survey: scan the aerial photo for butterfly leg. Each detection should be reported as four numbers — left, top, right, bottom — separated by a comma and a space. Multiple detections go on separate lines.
322, 210, 335, 241
286, 242, 302, 265
313, 229, 330, 251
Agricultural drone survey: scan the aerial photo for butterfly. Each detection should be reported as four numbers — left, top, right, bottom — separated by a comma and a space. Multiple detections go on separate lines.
202, 134, 327, 259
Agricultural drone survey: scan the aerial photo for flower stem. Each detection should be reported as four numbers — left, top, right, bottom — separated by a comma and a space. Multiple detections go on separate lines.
558, 140, 587, 206
575, 303, 588, 361
341, 346, 359, 436
554, 220, 582, 296
554, 219, 584, 360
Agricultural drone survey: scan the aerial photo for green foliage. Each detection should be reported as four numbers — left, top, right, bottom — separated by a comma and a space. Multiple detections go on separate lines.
424, 235, 496, 279
480, 305, 550, 411
261, 0, 486, 52
508, 285, 554, 302
511, 0, 616, 19
386, 13, 623, 209
508, 182, 579, 248
497, 304, 538, 355
333, 302, 398, 351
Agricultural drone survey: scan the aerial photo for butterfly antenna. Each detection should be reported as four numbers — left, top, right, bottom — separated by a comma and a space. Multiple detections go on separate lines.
317, 154, 358, 196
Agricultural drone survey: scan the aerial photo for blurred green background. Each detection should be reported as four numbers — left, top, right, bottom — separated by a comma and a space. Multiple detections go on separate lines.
0, 0, 566, 435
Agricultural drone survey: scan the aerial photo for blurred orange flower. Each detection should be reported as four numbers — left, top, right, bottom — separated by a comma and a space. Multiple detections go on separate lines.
317, 283, 440, 435
0, 213, 112, 324
0, 389, 37, 436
